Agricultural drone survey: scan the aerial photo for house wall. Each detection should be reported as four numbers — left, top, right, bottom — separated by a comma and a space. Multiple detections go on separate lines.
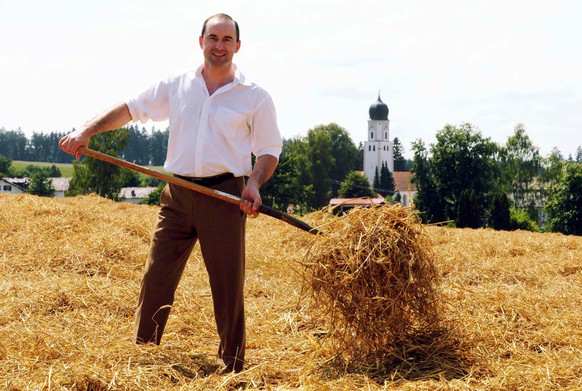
0, 180, 25, 195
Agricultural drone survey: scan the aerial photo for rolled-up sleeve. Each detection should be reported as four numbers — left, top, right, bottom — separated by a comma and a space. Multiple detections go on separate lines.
126, 78, 171, 124
251, 94, 282, 159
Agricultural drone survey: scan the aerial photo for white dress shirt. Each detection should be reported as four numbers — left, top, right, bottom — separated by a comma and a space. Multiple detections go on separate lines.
126, 65, 282, 177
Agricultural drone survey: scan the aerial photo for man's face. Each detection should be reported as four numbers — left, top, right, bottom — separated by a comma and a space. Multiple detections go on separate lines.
199, 18, 240, 68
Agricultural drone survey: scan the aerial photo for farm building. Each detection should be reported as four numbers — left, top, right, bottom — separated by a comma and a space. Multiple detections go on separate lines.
328, 196, 385, 214
0, 178, 28, 194
119, 187, 157, 204
1, 177, 156, 204
51, 177, 70, 198
393, 171, 417, 207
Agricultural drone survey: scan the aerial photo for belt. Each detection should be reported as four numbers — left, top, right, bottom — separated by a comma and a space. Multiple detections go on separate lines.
174, 173, 235, 187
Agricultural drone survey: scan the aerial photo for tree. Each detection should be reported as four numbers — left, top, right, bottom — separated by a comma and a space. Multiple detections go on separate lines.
22, 164, 61, 178
373, 166, 380, 191
498, 124, 542, 218
0, 154, 13, 177
123, 125, 151, 165
28, 171, 55, 197
261, 151, 313, 212
411, 124, 497, 225
490, 192, 511, 230
411, 139, 445, 223
379, 162, 395, 195
306, 127, 335, 208
326, 123, 360, 181
430, 123, 497, 225
149, 128, 169, 166
284, 136, 312, 188
338, 171, 375, 198
265, 125, 362, 210
143, 183, 166, 206
545, 163, 582, 235
456, 189, 479, 228
0, 128, 28, 160
393, 137, 407, 171
67, 128, 131, 200
541, 148, 565, 189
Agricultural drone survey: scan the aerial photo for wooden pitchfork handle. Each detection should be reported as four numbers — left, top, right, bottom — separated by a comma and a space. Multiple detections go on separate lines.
78, 147, 322, 235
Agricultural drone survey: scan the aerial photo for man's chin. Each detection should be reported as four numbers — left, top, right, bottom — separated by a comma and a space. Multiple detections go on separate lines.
208, 59, 231, 68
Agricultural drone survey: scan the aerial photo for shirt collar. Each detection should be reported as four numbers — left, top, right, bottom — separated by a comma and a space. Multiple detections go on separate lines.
195, 64, 252, 87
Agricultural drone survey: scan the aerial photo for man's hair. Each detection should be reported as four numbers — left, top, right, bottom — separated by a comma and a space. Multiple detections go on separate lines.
201, 13, 240, 42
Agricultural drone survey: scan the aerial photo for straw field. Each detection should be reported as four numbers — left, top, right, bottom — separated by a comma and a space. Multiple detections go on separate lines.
1, 193, 581, 390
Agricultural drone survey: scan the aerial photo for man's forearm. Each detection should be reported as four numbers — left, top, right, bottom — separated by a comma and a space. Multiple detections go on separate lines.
59, 102, 132, 158
83, 102, 132, 136
247, 154, 278, 189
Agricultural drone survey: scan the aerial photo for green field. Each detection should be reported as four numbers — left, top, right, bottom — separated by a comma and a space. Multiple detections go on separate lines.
12, 161, 75, 177
11, 161, 166, 180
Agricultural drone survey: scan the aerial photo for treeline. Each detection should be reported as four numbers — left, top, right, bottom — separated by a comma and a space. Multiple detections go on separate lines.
3, 122, 581, 235
412, 123, 582, 235
0, 123, 411, 205
0, 126, 169, 165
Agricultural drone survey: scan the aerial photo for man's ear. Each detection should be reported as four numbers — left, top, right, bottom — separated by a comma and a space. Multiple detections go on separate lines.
199, 35, 203, 48
235, 40, 241, 53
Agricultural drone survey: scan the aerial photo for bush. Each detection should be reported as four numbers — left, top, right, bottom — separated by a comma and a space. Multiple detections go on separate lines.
509, 208, 540, 232
143, 183, 165, 205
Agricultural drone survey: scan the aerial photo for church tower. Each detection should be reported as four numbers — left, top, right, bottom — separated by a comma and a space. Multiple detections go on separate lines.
363, 93, 393, 188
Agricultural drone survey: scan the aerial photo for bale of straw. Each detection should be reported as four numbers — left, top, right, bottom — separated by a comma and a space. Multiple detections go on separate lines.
302, 203, 443, 362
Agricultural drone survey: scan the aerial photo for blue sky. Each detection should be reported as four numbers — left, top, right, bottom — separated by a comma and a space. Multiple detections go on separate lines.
1, 0, 581, 158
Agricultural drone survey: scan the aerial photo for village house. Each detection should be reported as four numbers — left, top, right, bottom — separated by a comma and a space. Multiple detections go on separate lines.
393, 171, 417, 207
0, 178, 28, 194
1, 177, 70, 198
1, 177, 156, 204
119, 187, 157, 204
51, 177, 70, 199
328, 196, 386, 214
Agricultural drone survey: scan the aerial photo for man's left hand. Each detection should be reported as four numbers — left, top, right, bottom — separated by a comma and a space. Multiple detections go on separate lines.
240, 184, 261, 217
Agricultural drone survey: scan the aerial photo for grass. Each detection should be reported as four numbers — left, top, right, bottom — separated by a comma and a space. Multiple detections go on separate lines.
0, 194, 580, 390
11, 160, 166, 180
12, 161, 75, 177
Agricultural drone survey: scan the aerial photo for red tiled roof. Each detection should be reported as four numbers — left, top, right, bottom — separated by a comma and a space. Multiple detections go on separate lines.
393, 171, 417, 192
329, 197, 385, 207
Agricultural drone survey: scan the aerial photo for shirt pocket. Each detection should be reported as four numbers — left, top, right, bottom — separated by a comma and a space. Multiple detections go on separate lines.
213, 106, 249, 140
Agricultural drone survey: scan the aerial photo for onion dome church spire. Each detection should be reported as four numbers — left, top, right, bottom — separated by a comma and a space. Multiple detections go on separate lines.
369, 92, 389, 121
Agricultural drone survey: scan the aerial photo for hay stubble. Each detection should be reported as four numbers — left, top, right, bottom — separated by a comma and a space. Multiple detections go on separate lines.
1, 194, 581, 390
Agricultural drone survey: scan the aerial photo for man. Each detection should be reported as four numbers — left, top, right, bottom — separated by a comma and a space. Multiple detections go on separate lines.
59, 13, 282, 373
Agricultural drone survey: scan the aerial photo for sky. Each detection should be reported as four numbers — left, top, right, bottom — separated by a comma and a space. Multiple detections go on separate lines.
1, 0, 581, 159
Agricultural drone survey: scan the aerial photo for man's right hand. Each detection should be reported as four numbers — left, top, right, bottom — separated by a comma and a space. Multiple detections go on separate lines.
59, 128, 91, 160
58, 102, 133, 160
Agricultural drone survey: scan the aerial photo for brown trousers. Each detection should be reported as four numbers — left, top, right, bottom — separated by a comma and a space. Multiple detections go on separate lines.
134, 177, 247, 372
